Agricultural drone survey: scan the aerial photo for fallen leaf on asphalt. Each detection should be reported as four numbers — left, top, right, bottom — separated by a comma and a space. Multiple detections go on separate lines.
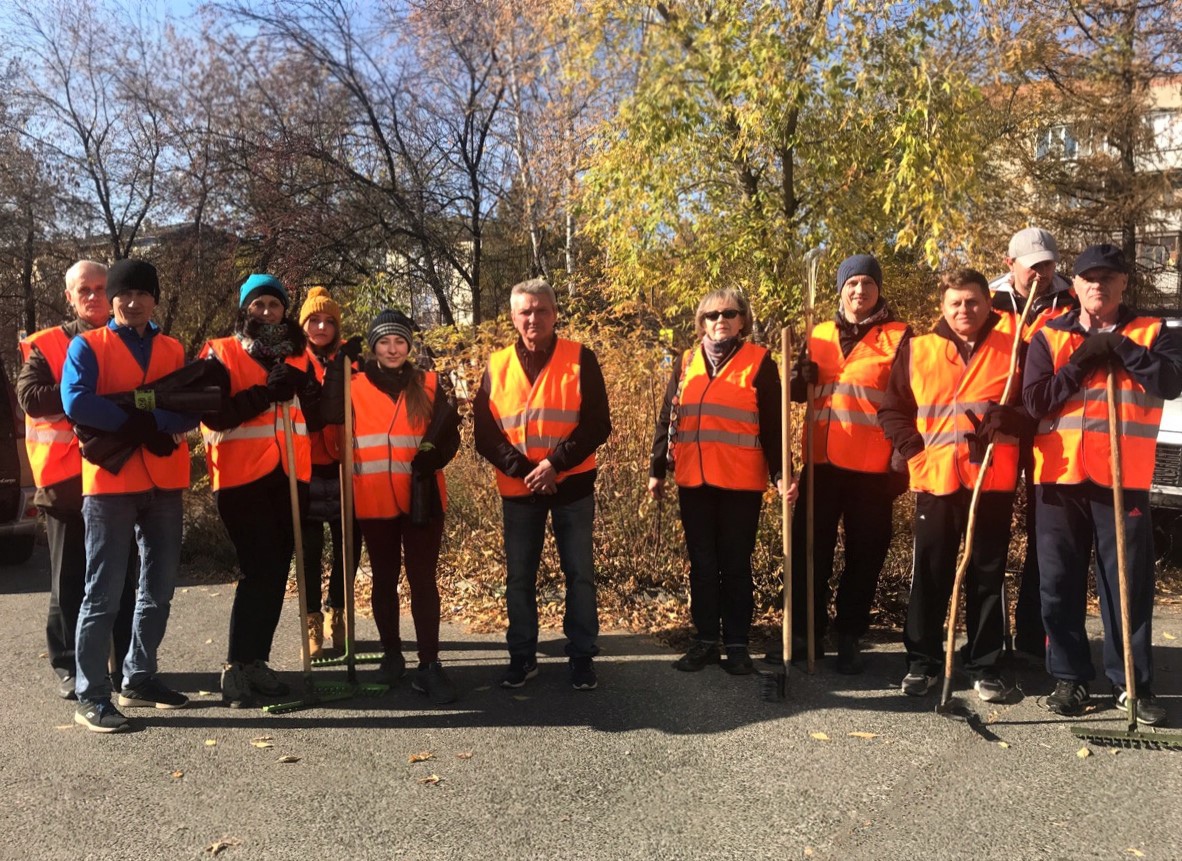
803, 848, 814, 857
276, 755, 300, 763
512, 695, 529, 701
474, 685, 491, 692
208, 592, 220, 597
1163, 632, 1176, 641
809, 732, 830, 742
456, 752, 473, 760
418, 774, 443, 785
408, 751, 434, 763
170, 770, 184, 779
1127, 849, 1145, 857
251, 735, 273, 743
1109, 749, 1121, 756
1077, 747, 1091, 759
204, 639, 213, 645
203, 837, 240, 855
54, 724, 73, 731
997, 741, 1010, 749
848, 732, 878, 740
250, 740, 273, 749
181, 588, 189, 593
204, 739, 217, 747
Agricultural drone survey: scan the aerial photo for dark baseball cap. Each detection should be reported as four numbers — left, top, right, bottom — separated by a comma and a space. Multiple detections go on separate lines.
1072, 243, 1129, 276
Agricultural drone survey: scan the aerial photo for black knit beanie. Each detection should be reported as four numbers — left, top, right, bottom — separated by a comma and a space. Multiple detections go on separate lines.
107, 259, 160, 302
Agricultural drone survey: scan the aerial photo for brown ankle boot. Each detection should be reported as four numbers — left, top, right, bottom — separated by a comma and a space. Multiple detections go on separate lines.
327, 608, 346, 651
306, 611, 325, 658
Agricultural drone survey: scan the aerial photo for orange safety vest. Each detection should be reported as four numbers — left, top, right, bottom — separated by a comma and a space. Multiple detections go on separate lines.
305, 348, 341, 465
350, 370, 448, 520
19, 326, 79, 488
486, 338, 596, 498
906, 328, 1020, 496
804, 320, 907, 473
673, 341, 770, 492
994, 303, 1072, 345
1032, 318, 1163, 490
79, 327, 190, 495
199, 337, 311, 492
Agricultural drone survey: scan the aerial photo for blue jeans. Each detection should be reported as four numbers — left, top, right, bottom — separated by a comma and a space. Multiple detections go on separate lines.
502, 493, 599, 659
75, 489, 184, 703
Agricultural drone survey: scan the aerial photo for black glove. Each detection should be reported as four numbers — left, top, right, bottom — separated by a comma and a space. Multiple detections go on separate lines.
979, 402, 1030, 444
411, 446, 444, 474
964, 409, 986, 465
338, 336, 363, 363
266, 363, 300, 403
120, 409, 157, 443
144, 432, 179, 457
1069, 332, 1123, 372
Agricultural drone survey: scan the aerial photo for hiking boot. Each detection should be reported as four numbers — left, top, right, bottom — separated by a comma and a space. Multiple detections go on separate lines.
221, 662, 255, 709
570, 656, 598, 691
412, 661, 458, 705
57, 674, 77, 700
242, 660, 290, 697
327, 608, 346, 651
377, 652, 406, 685
722, 646, 754, 676
973, 674, 1010, 704
1046, 680, 1089, 716
835, 634, 864, 675
673, 640, 720, 672
1113, 685, 1168, 726
118, 677, 189, 710
901, 672, 937, 697
306, 611, 325, 659
500, 656, 539, 689
75, 699, 130, 733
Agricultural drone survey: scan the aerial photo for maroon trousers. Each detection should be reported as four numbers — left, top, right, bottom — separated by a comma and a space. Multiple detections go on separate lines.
359, 515, 444, 665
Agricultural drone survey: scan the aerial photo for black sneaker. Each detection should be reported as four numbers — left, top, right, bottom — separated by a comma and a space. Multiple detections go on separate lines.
377, 652, 406, 685
75, 699, 130, 733
1046, 680, 1089, 716
1113, 685, 1168, 726
57, 674, 77, 700
221, 662, 256, 709
973, 674, 1010, 703
500, 656, 539, 689
570, 656, 597, 691
243, 660, 290, 697
118, 677, 189, 710
901, 672, 937, 697
722, 646, 754, 676
673, 640, 720, 672
412, 662, 458, 705
835, 634, 863, 675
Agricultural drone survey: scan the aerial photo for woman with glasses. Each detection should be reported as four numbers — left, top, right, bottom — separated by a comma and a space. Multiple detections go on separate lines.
648, 288, 784, 676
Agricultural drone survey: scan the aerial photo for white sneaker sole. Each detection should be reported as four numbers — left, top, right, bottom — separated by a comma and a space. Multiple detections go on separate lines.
75, 710, 130, 733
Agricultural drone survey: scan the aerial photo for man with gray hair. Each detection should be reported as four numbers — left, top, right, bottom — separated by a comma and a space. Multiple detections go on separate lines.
16, 261, 135, 700
473, 278, 612, 691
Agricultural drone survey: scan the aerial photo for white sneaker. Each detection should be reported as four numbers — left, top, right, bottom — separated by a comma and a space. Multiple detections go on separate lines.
973, 676, 1010, 703
901, 672, 937, 696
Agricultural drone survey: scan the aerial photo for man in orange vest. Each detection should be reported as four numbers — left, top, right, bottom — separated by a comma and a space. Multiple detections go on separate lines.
879, 268, 1034, 702
781, 253, 912, 674
61, 260, 201, 732
17, 261, 136, 701
988, 227, 1078, 659
1023, 244, 1182, 725
473, 278, 612, 691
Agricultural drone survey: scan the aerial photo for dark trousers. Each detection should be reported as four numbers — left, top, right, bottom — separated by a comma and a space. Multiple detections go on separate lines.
217, 467, 302, 664
301, 516, 358, 611
1036, 483, 1155, 688
790, 464, 895, 644
678, 485, 762, 647
904, 489, 1013, 678
360, 515, 444, 665
44, 505, 135, 681
1012, 443, 1045, 647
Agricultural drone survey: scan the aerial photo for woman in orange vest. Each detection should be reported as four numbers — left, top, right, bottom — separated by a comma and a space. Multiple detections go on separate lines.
878, 268, 1034, 703
200, 274, 323, 708
648, 288, 784, 676
298, 286, 360, 657
321, 309, 461, 704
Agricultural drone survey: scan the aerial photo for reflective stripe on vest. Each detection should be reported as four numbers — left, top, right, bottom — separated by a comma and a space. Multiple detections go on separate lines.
350, 370, 447, 519
804, 320, 907, 473
79, 327, 190, 495
19, 326, 80, 488
199, 337, 311, 491
486, 338, 595, 497
906, 328, 1020, 495
994, 304, 1072, 345
673, 341, 769, 492
1032, 318, 1163, 489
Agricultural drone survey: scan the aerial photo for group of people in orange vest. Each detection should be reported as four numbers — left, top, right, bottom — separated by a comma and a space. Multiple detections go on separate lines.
16, 226, 1180, 734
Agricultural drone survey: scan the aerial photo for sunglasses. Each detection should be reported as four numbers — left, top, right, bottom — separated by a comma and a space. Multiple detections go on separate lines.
702, 309, 741, 321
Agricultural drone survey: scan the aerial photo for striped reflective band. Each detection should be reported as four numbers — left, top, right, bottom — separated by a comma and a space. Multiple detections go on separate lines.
353, 459, 415, 476
674, 429, 761, 447
354, 434, 422, 449
25, 427, 75, 444
496, 407, 581, 431
1037, 416, 1160, 439
677, 402, 760, 423
822, 410, 881, 428
916, 400, 994, 421
817, 382, 885, 405
203, 421, 306, 445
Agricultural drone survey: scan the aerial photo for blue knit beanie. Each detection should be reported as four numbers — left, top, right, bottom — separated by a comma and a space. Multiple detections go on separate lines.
239, 273, 289, 309
835, 254, 883, 292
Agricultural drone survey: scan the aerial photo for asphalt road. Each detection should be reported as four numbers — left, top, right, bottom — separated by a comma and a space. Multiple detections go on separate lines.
3, 543, 1181, 861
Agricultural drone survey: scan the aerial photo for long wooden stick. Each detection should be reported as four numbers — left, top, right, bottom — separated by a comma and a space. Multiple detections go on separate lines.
282, 401, 312, 680
804, 250, 821, 673
340, 357, 358, 684
781, 326, 793, 674
1106, 368, 1138, 730
938, 281, 1039, 707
